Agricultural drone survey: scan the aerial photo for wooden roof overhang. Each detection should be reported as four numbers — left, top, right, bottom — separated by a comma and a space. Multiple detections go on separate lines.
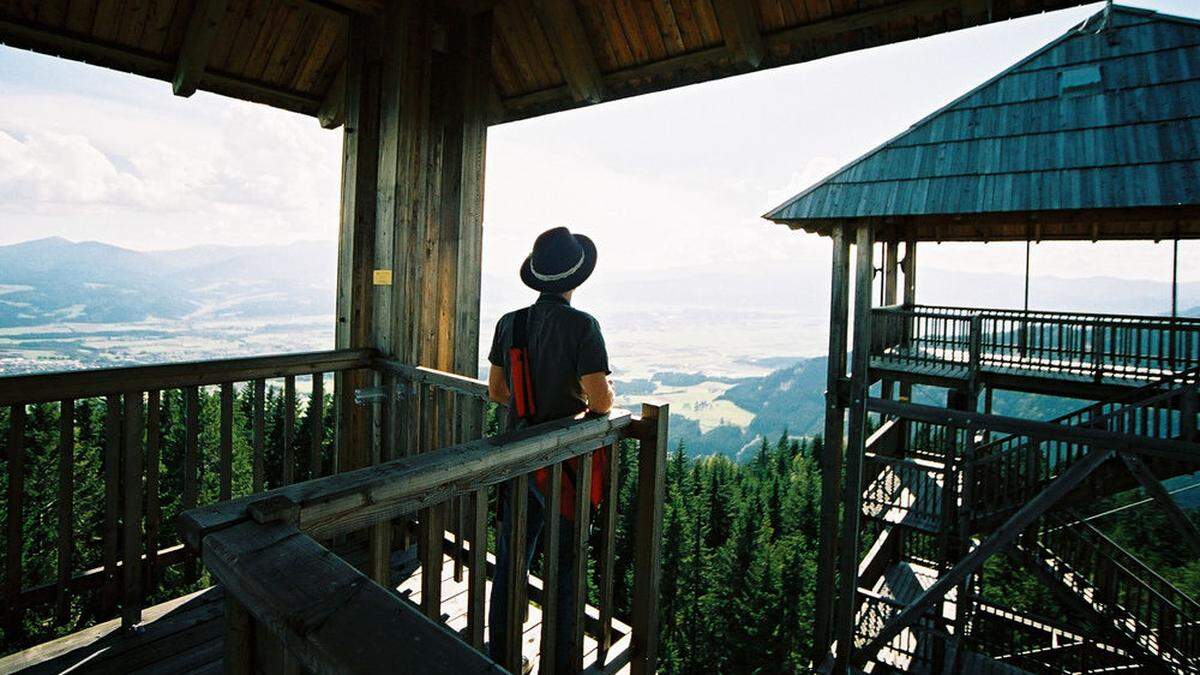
0, 0, 1088, 129
764, 6, 1200, 244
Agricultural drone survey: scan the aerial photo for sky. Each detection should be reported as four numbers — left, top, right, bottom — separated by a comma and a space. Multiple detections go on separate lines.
2, 0, 1199, 298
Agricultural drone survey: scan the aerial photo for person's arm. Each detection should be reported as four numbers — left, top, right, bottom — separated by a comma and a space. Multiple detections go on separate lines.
581, 371, 614, 414
488, 364, 511, 405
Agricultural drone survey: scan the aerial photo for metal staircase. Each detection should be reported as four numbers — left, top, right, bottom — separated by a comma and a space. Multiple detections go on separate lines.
853, 366, 1200, 673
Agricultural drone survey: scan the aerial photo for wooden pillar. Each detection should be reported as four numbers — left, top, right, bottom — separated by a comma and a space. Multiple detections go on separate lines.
335, 4, 490, 469
834, 222, 874, 672
813, 225, 850, 667
899, 240, 916, 405
881, 241, 899, 400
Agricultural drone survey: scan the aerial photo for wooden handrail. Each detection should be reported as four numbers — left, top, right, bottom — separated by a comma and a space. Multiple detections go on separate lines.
181, 410, 633, 546
206, 520, 504, 674
375, 357, 491, 399
0, 348, 374, 405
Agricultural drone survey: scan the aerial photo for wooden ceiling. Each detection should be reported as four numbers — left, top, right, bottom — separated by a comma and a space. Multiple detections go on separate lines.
0, 0, 1087, 128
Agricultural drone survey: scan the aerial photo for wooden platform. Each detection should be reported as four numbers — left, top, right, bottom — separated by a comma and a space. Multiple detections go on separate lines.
0, 548, 631, 675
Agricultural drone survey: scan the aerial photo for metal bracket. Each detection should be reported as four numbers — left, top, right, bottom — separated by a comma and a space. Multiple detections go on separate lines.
354, 386, 405, 406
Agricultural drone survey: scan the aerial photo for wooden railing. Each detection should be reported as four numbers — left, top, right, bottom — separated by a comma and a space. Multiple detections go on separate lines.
1025, 512, 1200, 669
0, 349, 372, 645
180, 402, 668, 675
872, 304, 1200, 385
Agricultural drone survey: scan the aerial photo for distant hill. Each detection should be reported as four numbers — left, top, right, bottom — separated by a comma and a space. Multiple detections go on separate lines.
0, 237, 336, 327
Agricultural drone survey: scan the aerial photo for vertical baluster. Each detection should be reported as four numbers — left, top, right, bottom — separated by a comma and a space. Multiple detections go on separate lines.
283, 375, 296, 485
220, 383, 233, 501
122, 391, 144, 628
596, 444, 621, 662
540, 462, 564, 675
144, 391, 161, 592
311, 372, 325, 478
55, 399, 74, 623
502, 474, 529, 671
5, 404, 26, 636
452, 394, 465, 584
569, 453, 594, 673
184, 386, 199, 581
103, 394, 121, 616
253, 379, 265, 493
466, 482, 488, 650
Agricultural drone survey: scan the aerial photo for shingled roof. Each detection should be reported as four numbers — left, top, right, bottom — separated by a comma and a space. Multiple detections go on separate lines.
764, 5, 1200, 243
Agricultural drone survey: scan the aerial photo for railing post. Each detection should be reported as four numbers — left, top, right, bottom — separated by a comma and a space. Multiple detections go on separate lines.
631, 403, 668, 675
968, 313, 982, 386
122, 391, 145, 629
225, 596, 255, 675
1092, 320, 1105, 383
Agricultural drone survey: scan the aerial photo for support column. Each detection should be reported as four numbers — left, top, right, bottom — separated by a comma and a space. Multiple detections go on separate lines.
814, 225, 851, 667
881, 241, 899, 400
334, 4, 491, 474
834, 222, 874, 672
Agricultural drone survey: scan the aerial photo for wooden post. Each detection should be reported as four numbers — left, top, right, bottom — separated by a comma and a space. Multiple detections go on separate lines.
103, 394, 121, 616
881, 241, 899, 400
122, 391, 144, 628
55, 399, 74, 623
5, 404, 26, 637
814, 225, 850, 666
834, 222, 874, 672
144, 391, 161, 592
631, 403, 669, 675
225, 596, 255, 675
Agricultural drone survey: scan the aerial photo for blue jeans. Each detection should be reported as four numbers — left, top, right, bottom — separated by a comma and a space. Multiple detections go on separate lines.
489, 483, 580, 673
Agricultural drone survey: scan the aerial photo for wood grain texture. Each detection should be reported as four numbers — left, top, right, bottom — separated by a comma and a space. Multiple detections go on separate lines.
173, 0, 230, 96
5, 404, 26, 636
630, 404, 668, 675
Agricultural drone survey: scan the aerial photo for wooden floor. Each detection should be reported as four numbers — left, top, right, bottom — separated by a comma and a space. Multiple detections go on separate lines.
0, 547, 631, 675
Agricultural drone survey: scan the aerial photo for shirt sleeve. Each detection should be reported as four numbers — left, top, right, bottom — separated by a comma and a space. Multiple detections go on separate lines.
488, 316, 507, 367
576, 316, 610, 377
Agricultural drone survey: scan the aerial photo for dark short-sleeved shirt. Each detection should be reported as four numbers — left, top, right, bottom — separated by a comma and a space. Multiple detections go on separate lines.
488, 293, 609, 426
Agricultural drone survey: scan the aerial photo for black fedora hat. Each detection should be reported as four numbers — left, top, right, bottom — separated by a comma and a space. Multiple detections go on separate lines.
520, 227, 597, 293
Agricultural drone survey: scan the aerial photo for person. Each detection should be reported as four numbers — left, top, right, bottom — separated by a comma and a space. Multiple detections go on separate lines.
486, 226, 614, 673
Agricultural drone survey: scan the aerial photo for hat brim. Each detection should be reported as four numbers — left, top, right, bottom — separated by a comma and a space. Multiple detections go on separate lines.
520, 234, 597, 293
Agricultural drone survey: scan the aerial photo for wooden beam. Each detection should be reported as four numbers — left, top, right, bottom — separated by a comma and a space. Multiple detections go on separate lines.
631, 404, 668, 675
868, 398, 1200, 463
858, 447, 1115, 664
173, 0, 230, 97
0, 349, 371, 407
180, 410, 633, 548
712, 0, 764, 67
203, 520, 504, 674
833, 222, 874, 671
0, 18, 323, 116
1120, 453, 1200, 557
318, 63, 347, 129
532, 0, 604, 103
814, 224, 850, 666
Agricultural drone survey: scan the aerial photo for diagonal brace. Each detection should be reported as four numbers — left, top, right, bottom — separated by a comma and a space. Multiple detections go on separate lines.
1120, 452, 1200, 557
857, 447, 1114, 664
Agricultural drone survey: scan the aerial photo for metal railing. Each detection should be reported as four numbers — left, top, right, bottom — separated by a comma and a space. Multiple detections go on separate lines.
872, 304, 1200, 384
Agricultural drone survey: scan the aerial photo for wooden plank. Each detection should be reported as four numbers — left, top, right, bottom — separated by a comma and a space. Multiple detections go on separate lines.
173, 0, 231, 96
712, 0, 764, 66
502, 474, 528, 671
318, 61, 346, 128
55, 398, 74, 623
596, 444, 620, 659
466, 487, 487, 649
226, 596, 255, 675
857, 447, 1116, 664
203, 519, 503, 675
311, 372, 325, 478
103, 394, 122, 616
630, 404, 668, 675
122, 391, 145, 628
253, 379, 265, 493
220, 382, 234, 501
570, 452, 594, 672
284, 375, 296, 485
144, 390, 161, 593
539, 462, 563, 675
0, 349, 372, 406
833, 222, 873, 672
5, 404, 26, 637
180, 409, 632, 549
532, 0, 604, 103
184, 386, 200, 581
